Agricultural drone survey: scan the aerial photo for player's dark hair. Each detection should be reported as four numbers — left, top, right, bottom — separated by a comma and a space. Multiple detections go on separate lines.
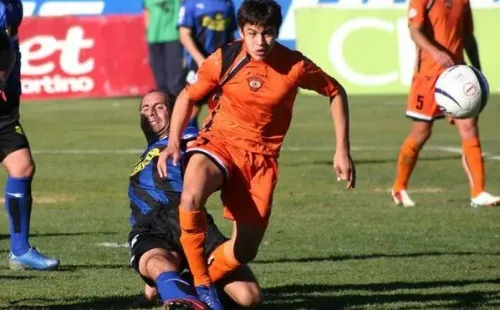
237, 0, 282, 34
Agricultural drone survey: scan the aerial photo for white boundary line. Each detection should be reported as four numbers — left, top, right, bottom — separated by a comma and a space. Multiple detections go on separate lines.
94, 145, 499, 248
95, 242, 129, 248
31, 149, 144, 155
29, 146, 500, 161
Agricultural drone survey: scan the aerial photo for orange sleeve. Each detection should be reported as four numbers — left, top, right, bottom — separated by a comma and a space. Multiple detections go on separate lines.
185, 49, 222, 101
463, 0, 474, 36
297, 56, 339, 98
408, 0, 427, 28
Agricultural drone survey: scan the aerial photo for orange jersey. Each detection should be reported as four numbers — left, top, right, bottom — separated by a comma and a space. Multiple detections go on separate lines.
185, 43, 340, 156
408, 0, 473, 75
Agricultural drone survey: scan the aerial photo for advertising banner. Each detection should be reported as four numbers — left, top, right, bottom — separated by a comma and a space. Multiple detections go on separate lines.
17, 1, 500, 99
295, 8, 500, 94
21, 0, 500, 50
20, 16, 154, 100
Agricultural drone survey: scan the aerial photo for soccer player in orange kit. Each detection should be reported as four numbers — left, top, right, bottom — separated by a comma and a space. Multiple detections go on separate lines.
157, 0, 356, 308
391, 0, 500, 208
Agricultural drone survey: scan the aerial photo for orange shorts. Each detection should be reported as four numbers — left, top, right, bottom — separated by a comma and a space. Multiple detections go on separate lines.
186, 134, 278, 228
406, 73, 445, 121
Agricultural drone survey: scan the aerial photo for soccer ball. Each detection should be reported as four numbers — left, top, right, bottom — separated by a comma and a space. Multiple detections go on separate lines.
434, 65, 489, 119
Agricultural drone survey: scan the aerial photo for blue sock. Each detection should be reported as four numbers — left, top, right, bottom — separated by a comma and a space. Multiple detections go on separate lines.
187, 118, 198, 129
5, 177, 33, 256
156, 271, 197, 302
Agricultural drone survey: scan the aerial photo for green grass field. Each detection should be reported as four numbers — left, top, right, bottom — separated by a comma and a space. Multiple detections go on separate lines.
0, 94, 499, 309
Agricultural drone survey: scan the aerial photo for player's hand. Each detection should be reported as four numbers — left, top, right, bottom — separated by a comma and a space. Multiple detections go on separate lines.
157, 140, 181, 179
333, 150, 356, 189
195, 57, 206, 68
431, 50, 454, 68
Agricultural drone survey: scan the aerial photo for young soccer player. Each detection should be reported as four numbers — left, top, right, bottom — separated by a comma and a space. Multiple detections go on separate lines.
157, 0, 356, 308
129, 91, 262, 309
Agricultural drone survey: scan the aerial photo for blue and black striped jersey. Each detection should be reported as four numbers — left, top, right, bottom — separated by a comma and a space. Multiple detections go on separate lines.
128, 137, 184, 225
0, 0, 22, 100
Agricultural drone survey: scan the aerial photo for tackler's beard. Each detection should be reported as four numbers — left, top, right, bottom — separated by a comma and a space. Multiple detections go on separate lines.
141, 115, 170, 144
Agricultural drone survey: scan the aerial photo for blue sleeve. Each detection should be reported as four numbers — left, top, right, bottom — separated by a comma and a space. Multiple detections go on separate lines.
0, 2, 6, 29
0, 4, 13, 51
177, 0, 195, 29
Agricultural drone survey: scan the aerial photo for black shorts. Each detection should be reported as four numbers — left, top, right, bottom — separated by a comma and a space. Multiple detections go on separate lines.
128, 204, 227, 286
0, 119, 30, 162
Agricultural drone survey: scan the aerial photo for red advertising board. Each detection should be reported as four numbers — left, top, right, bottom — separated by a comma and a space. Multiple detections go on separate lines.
19, 15, 155, 100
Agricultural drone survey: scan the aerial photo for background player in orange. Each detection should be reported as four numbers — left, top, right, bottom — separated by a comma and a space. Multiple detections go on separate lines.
157, 0, 356, 308
391, 0, 500, 208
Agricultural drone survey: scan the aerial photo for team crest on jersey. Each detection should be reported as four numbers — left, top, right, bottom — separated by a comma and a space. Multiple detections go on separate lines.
247, 77, 264, 91
445, 0, 452, 8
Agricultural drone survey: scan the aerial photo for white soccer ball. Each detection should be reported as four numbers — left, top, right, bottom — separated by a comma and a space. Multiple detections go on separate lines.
434, 65, 489, 119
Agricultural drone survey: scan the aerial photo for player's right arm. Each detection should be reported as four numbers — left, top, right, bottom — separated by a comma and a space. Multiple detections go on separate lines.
157, 50, 222, 178
178, 0, 206, 67
408, 0, 454, 68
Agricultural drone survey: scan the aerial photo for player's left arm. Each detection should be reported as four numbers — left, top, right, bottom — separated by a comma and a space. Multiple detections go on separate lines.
178, 0, 206, 67
462, 1, 481, 71
157, 51, 222, 177
297, 57, 356, 189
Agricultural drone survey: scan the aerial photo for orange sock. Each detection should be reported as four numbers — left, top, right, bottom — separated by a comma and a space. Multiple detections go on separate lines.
393, 136, 421, 192
462, 137, 485, 197
208, 242, 241, 282
179, 208, 211, 286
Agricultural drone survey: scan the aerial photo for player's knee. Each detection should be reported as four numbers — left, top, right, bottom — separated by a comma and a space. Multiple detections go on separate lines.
410, 126, 432, 146
3, 149, 36, 178
232, 284, 263, 308
22, 162, 35, 177
7, 160, 35, 178
180, 190, 203, 211
138, 248, 180, 278
456, 118, 478, 140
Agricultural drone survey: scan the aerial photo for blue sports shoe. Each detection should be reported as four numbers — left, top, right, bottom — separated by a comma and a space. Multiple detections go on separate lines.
8, 247, 60, 271
195, 285, 223, 310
